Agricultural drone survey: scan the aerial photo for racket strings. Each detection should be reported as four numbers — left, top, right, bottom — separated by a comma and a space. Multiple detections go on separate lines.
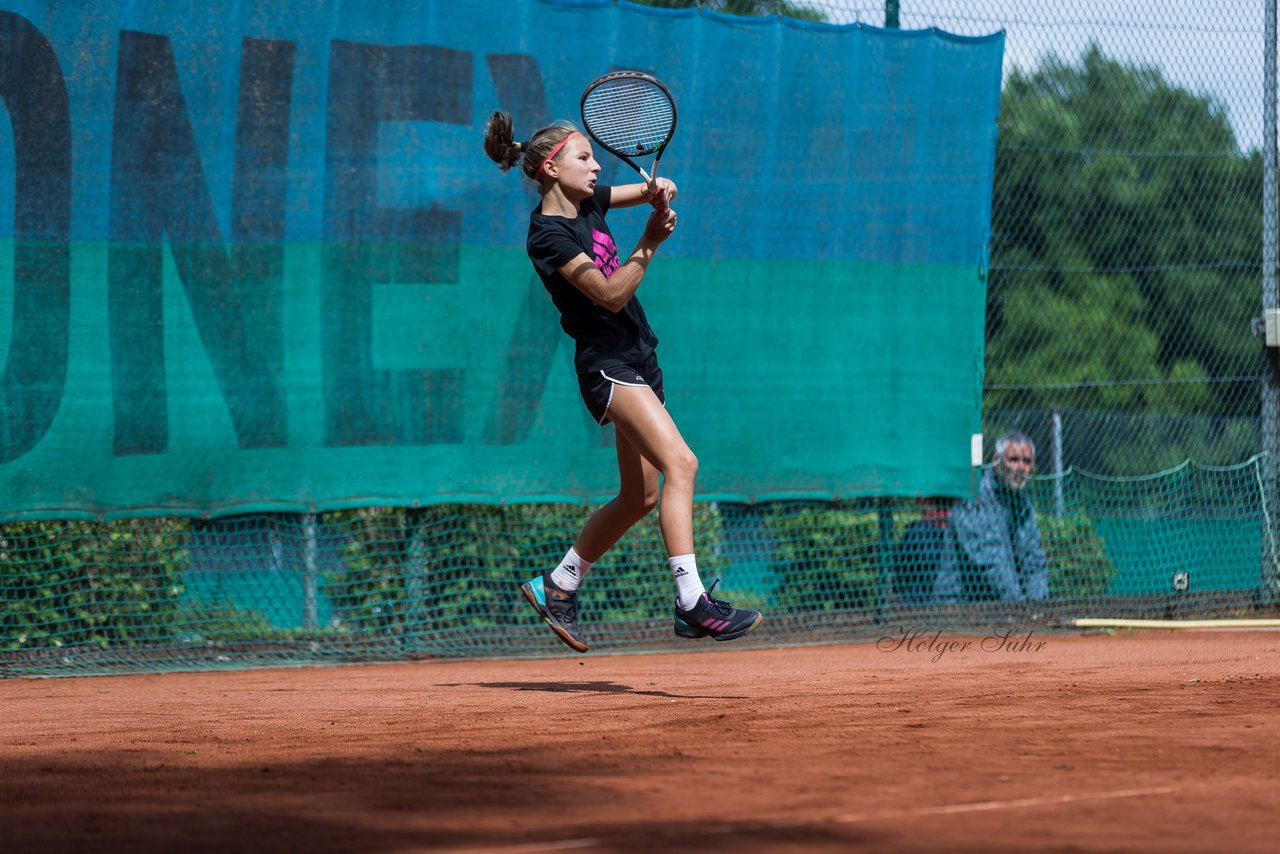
582, 81, 674, 154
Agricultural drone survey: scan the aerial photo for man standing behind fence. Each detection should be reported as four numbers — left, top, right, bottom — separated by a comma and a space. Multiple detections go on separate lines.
946, 431, 1049, 602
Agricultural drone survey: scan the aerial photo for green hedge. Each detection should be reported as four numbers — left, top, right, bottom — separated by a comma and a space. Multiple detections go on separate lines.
765, 504, 883, 612
0, 503, 1118, 654
327, 503, 727, 634
1039, 512, 1119, 598
0, 519, 189, 651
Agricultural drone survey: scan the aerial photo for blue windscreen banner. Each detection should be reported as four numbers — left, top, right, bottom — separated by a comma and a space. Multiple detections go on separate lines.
0, 0, 1003, 520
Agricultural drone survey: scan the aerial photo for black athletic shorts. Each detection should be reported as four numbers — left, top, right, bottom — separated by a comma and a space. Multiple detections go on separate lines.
577, 352, 665, 426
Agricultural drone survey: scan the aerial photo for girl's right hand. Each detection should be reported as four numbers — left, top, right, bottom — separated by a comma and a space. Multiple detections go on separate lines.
644, 204, 677, 244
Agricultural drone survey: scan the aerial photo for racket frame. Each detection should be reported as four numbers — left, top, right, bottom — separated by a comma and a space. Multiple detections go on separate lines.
579, 70, 677, 186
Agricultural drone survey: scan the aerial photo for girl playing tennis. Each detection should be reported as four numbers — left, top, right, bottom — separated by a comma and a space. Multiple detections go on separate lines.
483, 113, 763, 653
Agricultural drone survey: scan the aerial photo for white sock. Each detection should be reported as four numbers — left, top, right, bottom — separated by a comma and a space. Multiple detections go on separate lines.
549, 547, 592, 593
669, 553, 706, 611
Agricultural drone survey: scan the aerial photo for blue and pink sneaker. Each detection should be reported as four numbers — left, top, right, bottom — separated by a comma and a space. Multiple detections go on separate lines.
673, 580, 763, 642
520, 571, 589, 653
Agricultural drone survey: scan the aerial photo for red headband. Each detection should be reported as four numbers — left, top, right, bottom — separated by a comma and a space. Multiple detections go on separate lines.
537, 131, 581, 177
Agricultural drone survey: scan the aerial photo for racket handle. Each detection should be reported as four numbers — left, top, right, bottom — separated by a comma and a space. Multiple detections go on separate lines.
639, 167, 652, 184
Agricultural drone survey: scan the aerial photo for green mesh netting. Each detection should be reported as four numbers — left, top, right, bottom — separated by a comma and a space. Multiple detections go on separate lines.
4, 458, 1278, 677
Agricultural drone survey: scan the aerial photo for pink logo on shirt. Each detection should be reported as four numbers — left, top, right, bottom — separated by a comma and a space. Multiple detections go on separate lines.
592, 228, 620, 277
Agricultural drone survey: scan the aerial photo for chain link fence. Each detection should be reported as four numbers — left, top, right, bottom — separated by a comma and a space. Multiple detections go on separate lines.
4, 0, 1278, 676
805, 0, 1272, 476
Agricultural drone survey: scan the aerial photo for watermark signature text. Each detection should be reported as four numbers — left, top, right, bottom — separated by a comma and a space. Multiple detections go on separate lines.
877, 626, 1047, 663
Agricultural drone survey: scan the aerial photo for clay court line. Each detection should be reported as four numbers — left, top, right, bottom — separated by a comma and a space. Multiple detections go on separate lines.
1075, 618, 1280, 629
449, 785, 1178, 853
825, 785, 1180, 825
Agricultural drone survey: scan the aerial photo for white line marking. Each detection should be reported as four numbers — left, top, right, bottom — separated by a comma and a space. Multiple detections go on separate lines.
1076, 618, 1280, 628
827, 785, 1179, 825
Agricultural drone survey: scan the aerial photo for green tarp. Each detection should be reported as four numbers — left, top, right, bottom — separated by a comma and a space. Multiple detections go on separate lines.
0, 0, 1003, 519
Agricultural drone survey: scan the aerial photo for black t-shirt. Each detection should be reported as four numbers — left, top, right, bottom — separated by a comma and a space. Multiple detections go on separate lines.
526, 185, 659, 373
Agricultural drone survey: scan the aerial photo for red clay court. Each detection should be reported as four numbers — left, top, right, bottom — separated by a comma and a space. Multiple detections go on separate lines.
2, 629, 1277, 853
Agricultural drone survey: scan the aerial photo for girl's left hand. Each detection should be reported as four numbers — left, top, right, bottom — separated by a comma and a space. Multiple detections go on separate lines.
643, 203, 677, 244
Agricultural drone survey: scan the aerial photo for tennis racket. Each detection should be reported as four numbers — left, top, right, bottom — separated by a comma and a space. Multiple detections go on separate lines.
580, 71, 677, 191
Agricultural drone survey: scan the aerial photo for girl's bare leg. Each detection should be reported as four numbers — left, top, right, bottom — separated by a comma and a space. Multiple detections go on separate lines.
598, 384, 698, 557
572, 422, 660, 562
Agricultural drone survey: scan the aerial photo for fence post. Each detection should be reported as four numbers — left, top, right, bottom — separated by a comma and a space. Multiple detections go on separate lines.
885, 1, 899, 29
877, 498, 894, 621
1264, 0, 1279, 604
303, 512, 318, 630
1051, 408, 1065, 517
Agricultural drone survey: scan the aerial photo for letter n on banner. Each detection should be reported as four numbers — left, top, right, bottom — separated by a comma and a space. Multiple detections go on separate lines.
108, 30, 287, 456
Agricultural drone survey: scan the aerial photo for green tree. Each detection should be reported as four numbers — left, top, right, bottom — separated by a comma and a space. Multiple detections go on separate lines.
987, 45, 1262, 473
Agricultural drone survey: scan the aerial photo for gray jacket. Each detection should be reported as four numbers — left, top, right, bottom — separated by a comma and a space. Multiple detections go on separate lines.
944, 468, 1049, 602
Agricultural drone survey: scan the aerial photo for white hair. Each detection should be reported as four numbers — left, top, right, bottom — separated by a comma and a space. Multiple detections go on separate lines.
994, 431, 1035, 461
